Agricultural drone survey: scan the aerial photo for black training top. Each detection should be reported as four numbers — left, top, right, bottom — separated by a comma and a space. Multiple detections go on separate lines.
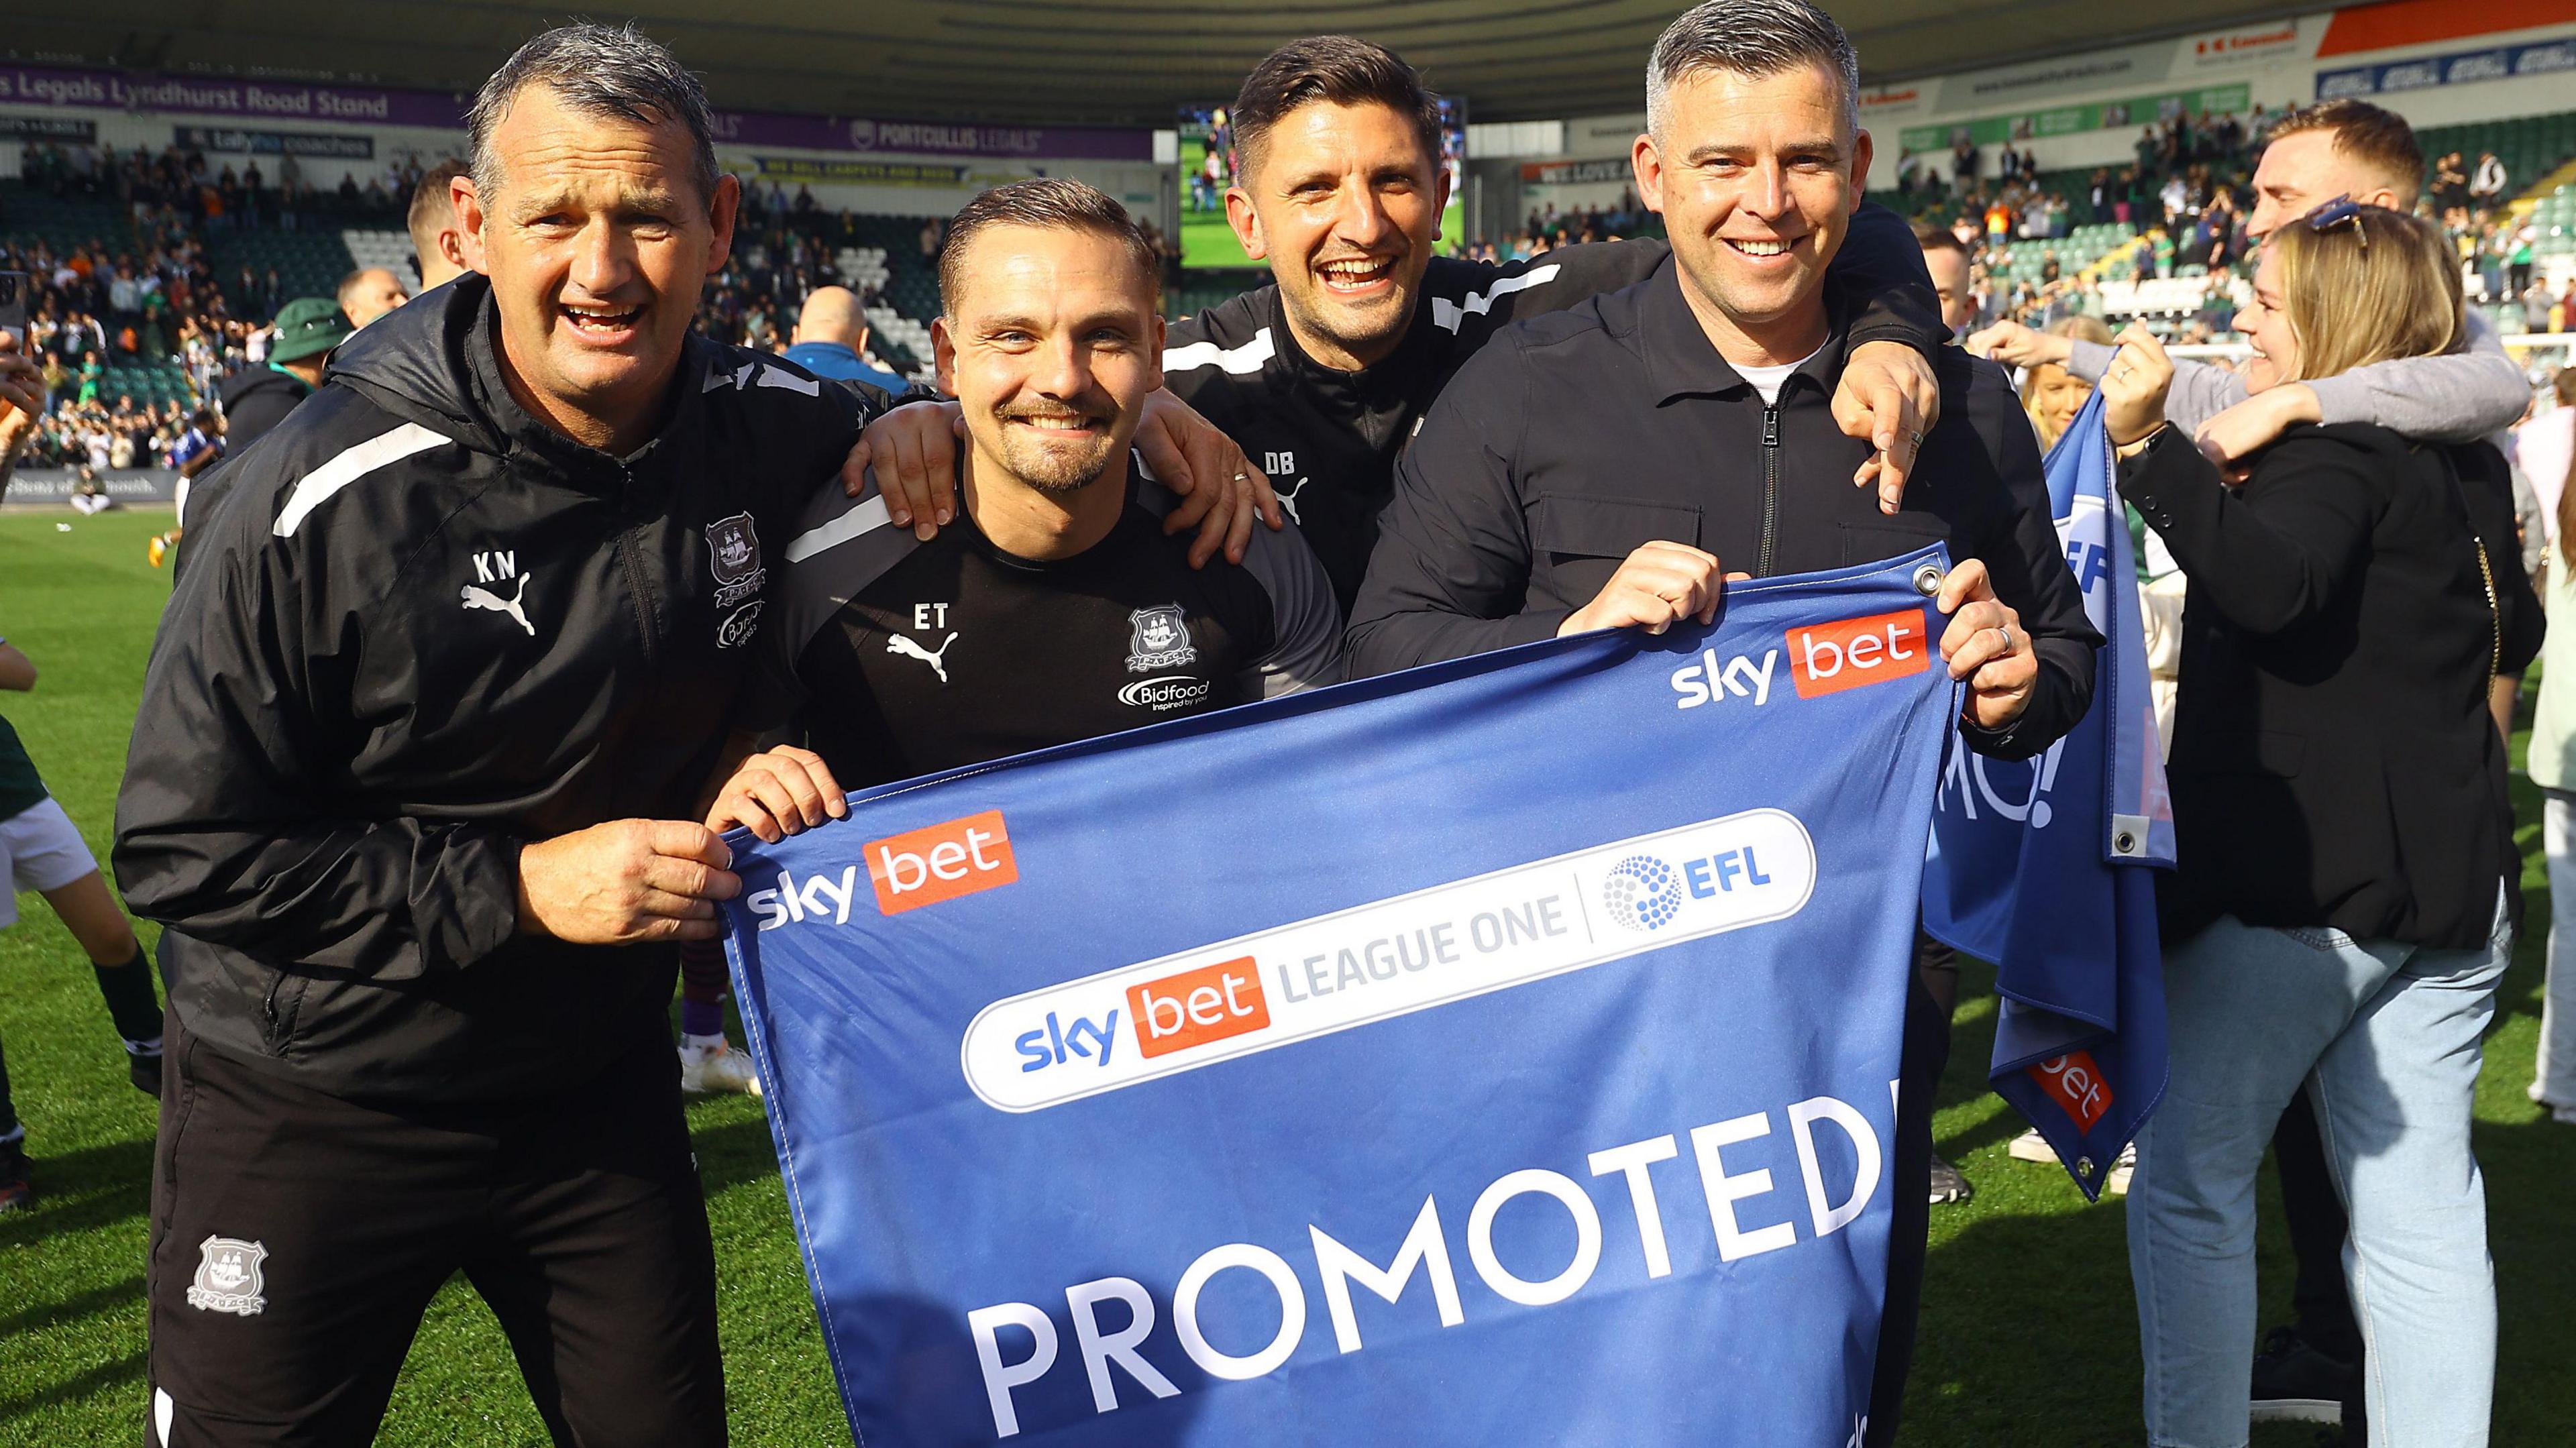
1161, 207, 1946, 614
755, 456, 1342, 788
1346, 265, 2100, 763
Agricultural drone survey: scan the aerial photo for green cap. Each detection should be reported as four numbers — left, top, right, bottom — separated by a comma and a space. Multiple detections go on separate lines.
268, 297, 355, 364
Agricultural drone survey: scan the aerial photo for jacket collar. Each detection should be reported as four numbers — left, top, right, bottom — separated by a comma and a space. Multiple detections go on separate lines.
458, 286, 714, 488
1260, 282, 1442, 410
1632, 262, 1849, 404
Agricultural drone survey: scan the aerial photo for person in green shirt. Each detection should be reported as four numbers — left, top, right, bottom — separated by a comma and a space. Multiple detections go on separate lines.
0, 634, 163, 1214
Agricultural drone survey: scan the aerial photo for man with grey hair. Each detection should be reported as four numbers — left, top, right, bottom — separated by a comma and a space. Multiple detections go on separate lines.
116, 21, 901, 1446
1347, 4, 2096, 1442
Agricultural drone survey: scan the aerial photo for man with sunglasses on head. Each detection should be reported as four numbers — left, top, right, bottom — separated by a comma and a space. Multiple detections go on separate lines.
1972, 99, 2528, 467
846, 33, 1955, 615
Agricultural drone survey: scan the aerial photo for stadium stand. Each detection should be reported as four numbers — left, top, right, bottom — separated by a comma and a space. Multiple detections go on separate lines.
9, 105, 2573, 473
343, 231, 423, 296
1853, 107, 2576, 340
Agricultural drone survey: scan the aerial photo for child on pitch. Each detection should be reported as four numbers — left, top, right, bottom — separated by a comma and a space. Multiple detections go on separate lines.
0, 634, 165, 1211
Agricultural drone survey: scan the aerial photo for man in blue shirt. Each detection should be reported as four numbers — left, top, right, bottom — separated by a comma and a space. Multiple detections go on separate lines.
780, 285, 908, 394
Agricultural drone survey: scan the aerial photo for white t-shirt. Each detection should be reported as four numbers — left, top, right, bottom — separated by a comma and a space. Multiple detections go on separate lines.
1732, 343, 1826, 406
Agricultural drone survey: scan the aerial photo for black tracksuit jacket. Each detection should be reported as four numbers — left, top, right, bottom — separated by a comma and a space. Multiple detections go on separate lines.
113, 276, 886, 1101
1162, 204, 1945, 615
1344, 270, 2100, 761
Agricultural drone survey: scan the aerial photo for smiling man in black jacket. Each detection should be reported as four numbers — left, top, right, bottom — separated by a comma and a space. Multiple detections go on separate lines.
112, 25, 888, 1448
1346, 5, 2097, 1443
849, 34, 1951, 614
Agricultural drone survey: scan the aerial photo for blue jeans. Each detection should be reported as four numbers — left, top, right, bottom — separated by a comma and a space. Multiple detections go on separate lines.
2127, 896, 2508, 1447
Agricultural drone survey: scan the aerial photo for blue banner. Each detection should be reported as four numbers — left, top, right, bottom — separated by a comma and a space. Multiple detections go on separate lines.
1923, 390, 2170, 1197
723, 551, 1957, 1447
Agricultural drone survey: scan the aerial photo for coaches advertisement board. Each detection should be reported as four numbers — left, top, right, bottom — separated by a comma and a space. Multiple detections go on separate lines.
174, 125, 374, 159
724, 551, 1957, 1446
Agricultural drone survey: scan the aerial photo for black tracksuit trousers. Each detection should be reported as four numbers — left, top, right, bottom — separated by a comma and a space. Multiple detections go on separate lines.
146, 1021, 724, 1447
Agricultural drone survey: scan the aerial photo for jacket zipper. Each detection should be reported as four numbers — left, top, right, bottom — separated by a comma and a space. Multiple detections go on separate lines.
1756, 404, 1780, 578
612, 464, 661, 666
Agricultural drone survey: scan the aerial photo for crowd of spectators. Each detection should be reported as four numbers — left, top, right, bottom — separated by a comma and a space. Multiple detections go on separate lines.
1451, 191, 1657, 265
3, 139, 431, 469
12, 112, 2573, 478
23, 137, 419, 231
1880, 110, 2576, 340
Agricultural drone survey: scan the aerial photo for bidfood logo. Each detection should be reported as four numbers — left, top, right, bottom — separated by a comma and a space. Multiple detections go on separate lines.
1117, 675, 1212, 712
1601, 856, 1682, 932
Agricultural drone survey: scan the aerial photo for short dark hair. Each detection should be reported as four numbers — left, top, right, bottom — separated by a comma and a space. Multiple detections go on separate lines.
2267, 99, 2424, 205
408, 158, 470, 241
1648, 0, 1860, 141
464, 22, 719, 205
936, 179, 1161, 315
1230, 36, 1442, 184
1913, 220, 1968, 256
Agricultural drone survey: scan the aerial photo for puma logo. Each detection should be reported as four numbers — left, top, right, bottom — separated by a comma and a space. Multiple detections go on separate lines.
460, 575, 534, 636
1276, 476, 1312, 525
885, 631, 959, 683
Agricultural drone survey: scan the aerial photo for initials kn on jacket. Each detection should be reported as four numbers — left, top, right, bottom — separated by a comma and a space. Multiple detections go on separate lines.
113, 274, 892, 1101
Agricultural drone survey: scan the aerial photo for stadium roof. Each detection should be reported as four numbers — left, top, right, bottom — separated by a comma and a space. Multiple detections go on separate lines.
30, 1, 2298, 125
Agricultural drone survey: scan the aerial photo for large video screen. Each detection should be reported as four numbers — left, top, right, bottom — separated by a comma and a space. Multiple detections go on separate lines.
1178, 98, 1466, 270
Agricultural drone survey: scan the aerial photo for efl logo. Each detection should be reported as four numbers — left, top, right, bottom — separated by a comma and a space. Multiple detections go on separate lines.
866, 810, 1017, 915
1788, 608, 1930, 700
2031, 1051, 2113, 1131
1128, 958, 1270, 1060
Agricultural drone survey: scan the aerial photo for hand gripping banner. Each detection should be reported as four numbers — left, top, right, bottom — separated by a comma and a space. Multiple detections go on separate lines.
723, 551, 1956, 1447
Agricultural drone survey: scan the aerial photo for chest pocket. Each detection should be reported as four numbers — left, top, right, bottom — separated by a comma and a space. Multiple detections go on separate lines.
1527, 494, 1703, 614
1531, 494, 1702, 558
1839, 513, 1955, 568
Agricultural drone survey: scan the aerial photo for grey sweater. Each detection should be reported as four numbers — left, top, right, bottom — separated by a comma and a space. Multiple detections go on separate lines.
2066, 308, 2528, 439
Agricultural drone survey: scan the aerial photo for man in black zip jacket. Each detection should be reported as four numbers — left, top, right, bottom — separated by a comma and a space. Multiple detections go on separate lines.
111, 26, 885, 1447
847, 34, 1951, 613
1346, 5, 2098, 1443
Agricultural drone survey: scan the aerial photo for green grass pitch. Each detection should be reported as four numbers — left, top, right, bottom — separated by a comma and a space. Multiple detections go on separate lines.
1177, 136, 1463, 271
2, 507, 2567, 1445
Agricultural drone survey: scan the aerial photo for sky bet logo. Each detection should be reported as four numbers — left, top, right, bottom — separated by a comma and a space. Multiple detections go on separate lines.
748, 810, 1018, 930
1127, 958, 1270, 1058
1670, 607, 1930, 710
1012, 958, 1271, 1078
867, 810, 1016, 915
1787, 608, 1929, 699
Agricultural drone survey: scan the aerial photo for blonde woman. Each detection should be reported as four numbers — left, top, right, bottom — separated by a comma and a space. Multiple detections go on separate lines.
2022, 314, 2112, 452
2100, 201, 2540, 1447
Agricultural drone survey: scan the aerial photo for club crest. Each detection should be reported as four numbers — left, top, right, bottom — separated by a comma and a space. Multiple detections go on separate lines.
187, 1235, 269, 1316
707, 512, 767, 610
1126, 604, 1197, 673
